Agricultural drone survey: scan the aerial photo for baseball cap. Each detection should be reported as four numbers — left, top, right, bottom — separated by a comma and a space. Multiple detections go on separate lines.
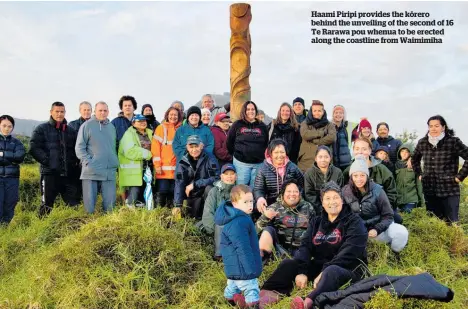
214, 113, 230, 123
186, 135, 202, 145
132, 114, 147, 122
221, 163, 236, 174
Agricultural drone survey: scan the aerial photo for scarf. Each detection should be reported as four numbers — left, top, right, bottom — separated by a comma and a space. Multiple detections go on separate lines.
428, 131, 445, 147
305, 109, 330, 128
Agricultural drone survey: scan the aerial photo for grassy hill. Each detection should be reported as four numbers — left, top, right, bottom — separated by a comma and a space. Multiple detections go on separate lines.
0, 164, 466, 308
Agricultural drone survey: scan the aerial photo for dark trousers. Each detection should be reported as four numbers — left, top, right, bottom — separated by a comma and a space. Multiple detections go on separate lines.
425, 194, 460, 223
261, 259, 357, 300
39, 174, 80, 217
0, 178, 19, 224
186, 185, 213, 220
156, 179, 175, 208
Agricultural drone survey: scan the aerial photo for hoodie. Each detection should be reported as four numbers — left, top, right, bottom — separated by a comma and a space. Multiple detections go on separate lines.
395, 144, 425, 206
215, 201, 262, 280
201, 180, 235, 235
227, 119, 269, 164
141, 104, 160, 132
293, 204, 368, 276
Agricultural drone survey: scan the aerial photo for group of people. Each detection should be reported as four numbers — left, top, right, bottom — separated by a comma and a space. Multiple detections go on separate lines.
0, 94, 467, 308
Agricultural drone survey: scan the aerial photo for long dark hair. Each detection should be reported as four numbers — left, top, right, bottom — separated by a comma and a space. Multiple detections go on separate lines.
427, 115, 455, 137
0, 115, 15, 128
240, 100, 258, 122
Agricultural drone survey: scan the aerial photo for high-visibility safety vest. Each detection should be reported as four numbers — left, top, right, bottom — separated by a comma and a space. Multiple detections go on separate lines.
151, 121, 182, 180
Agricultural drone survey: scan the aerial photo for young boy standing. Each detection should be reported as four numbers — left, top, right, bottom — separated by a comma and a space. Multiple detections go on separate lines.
395, 144, 425, 213
215, 185, 262, 309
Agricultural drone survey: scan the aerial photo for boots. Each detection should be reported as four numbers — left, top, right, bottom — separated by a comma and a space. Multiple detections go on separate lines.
165, 194, 174, 208
155, 192, 168, 208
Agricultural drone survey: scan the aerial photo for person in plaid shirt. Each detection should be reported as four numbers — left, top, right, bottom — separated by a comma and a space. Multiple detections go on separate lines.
411, 115, 468, 224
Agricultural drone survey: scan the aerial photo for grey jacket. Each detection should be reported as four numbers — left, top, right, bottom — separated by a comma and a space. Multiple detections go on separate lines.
75, 116, 119, 181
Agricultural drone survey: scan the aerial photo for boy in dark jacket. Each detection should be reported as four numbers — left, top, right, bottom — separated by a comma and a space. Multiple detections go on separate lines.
395, 144, 425, 213
375, 145, 395, 175
215, 184, 262, 308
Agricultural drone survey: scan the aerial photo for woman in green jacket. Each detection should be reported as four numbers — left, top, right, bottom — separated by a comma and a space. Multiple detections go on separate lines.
118, 114, 153, 207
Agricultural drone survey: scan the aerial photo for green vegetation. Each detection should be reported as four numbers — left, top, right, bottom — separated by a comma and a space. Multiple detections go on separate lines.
0, 164, 466, 308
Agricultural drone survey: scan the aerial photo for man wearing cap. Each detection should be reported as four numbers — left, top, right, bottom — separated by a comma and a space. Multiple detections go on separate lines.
372, 122, 403, 165
173, 135, 220, 219
172, 106, 214, 162
199, 163, 237, 259
292, 97, 307, 123
210, 113, 233, 167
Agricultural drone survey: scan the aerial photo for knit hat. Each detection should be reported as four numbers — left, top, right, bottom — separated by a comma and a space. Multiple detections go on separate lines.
200, 108, 211, 116
376, 122, 389, 131
141, 104, 153, 115
359, 118, 372, 131
186, 106, 202, 119
320, 181, 343, 200
292, 97, 305, 107
349, 155, 369, 177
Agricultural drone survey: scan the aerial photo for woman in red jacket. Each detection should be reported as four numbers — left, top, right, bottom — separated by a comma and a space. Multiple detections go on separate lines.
210, 113, 232, 167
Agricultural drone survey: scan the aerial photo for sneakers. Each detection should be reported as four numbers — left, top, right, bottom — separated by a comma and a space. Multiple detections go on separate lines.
290, 296, 305, 309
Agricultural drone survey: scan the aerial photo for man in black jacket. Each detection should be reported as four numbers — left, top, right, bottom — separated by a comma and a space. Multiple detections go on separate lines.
68, 101, 92, 132
30, 102, 80, 217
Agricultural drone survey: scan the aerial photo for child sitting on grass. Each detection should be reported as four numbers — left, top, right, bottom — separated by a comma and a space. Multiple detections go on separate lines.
215, 184, 262, 309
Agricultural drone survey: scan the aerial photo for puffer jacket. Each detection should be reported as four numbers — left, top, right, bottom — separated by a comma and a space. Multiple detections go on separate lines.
342, 180, 394, 234
30, 117, 79, 176
227, 119, 269, 164
174, 151, 220, 206
111, 113, 133, 150
267, 120, 301, 164
304, 163, 344, 214
412, 134, 468, 197
201, 180, 235, 235
343, 156, 397, 209
256, 198, 315, 249
0, 134, 26, 178
298, 109, 336, 172
68, 117, 87, 132
333, 121, 352, 169
210, 125, 232, 167
118, 127, 153, 187
151, 120, 182, 180
215, 201, 262, 280
253, 156, 304, 206
172, 122, 214, 162
395, 143, 425, 206
372, 135, 403, 164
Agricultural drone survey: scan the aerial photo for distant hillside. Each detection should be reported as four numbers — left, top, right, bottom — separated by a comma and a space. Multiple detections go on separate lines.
12, 118, 46, 137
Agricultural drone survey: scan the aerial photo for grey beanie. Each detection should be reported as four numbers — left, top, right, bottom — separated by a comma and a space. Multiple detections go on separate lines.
349, 155, 369, 177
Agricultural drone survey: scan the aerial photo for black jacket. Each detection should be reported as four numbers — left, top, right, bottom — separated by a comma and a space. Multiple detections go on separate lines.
0, 135, 26, 178
30, 117, 79, 176
227, 119, 269, 164
68, 117, 88, 132
293, 205, 368, 276
314, 272, 454, 309
412, 134, 468, 197
267, 121, 301, 163
372, 136, 402, 164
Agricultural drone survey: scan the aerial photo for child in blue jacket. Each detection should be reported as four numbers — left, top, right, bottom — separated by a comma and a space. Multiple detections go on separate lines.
215, 184, 262, 308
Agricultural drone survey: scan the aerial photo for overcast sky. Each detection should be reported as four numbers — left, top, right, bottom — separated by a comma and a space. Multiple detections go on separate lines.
1, 1, 467, 142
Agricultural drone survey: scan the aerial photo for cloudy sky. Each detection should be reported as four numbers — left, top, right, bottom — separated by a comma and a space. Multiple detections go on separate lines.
1, 1, 467, 142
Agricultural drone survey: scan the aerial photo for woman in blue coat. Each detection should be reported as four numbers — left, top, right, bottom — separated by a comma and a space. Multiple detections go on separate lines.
0, 115, 26, 224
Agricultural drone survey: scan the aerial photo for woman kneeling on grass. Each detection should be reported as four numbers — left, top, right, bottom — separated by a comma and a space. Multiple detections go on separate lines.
259, 181, 368, 309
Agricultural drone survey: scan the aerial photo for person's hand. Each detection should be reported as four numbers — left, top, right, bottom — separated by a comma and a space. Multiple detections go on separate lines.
256, 197, 268, 213
264, 208, 279, 220
155, 167, 162, 175
295, 274, 308, 289
185, 183, 194, 197
368, 229, 378, 238
455, 177, 461, 184
313, 272, 322, 289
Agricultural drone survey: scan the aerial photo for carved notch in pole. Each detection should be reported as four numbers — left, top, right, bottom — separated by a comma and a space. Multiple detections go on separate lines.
230, 3, 252, 121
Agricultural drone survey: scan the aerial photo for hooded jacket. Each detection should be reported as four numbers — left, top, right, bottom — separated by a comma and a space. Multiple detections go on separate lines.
342, 180, 394, 234
0, 134, 26, 178
201, 180, 235, 235
256, 198, 315, 249
210, 125, 232, 167
117, 126, 153, 187
141, 104, 160, 132
174, 151, 220, 206
304, 163, 344, 214
298, 109, 336, 172
343, 156, 397, 209
215, 201, 262, 280
294, 204, 368, 276
412, 134, 468, 197
374, 145, 395, 175
30, 117, 79, 177
395, 143, 425, 206
267, 120, 301, 164
172, 121, 214, 162
253, 154, 304, 206
227, 119, 269, 164
75, 115, 119, 181
372, 135, 403, 164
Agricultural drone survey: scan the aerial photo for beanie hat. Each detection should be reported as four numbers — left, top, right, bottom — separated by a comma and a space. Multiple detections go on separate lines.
292, 97, 305, 107
349, 155, 369, 177
186, 106, 202, 119
141, 104, 153, 115
320, 181, 343, 200
200, 108, 211, 116
376, 122, 389, 131
359, 118, 372, 131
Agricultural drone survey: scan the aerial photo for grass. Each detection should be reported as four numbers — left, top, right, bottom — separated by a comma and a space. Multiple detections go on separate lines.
0, 164, 466, 308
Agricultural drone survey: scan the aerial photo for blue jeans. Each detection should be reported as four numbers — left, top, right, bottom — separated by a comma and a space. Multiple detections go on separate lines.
233, 157, 261, 188
399, 202, 416, 213
224, 278, 260, 304
82, 179, 116, 214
